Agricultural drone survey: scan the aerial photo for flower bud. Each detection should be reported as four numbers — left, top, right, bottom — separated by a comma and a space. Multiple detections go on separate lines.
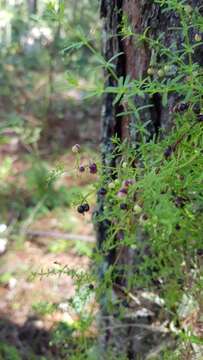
195, 34, 201, 42
108, 182, 115, 189
72, 144, 80, 153
164, 65, 171, 73
133, 204, 142, 214
184, 5, 192, 14
157, 69, 164, 78
147, 67, 155, 76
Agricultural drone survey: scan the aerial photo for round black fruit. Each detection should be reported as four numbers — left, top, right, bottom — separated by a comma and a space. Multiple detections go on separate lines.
77, 205, 85, 214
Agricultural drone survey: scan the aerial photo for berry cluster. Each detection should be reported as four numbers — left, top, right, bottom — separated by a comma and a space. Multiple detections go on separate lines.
72, 144, 98, 214
172, 102, 203, 118
147, 65, 171, 78
77, 203, 90, 214
172, 102, 189, 113
72, 143, 98, 175
78, 162, 98, 174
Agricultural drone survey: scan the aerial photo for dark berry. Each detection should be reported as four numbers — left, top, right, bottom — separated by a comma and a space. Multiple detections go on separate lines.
122, 300, 129, 308
173, 102, 189, 113
89, 163, 97, 174
174, 196, 186, 208
120, 203, 128, 210
104, 219, 111, 227
197, 113, 203, 122
88, 284, 94, 290
79, 165, 85, 172
98, 187, 107, 196
122, 179, 135, 187
77, 205, 85, 214
142, 214, 148, 221
164, 146, 173, 159
192, 103, 200, 114
117, 188, 128, 197
83, 203, 90, 212
175, 224, 181, 231
133, 192, 137, 201
139, 213, 148, 223
179, 103, 189, 112
178, 175, 185, 181
117, 230, 124, 240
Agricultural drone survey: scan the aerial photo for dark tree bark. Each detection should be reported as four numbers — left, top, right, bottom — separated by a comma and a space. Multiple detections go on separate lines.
97, 1, 203, 359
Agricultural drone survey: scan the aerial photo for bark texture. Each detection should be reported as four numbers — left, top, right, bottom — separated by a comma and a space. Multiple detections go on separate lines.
98, 0, 203, 359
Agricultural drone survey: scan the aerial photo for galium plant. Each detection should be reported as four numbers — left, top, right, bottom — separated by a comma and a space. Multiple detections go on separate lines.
37, 0, 203, 357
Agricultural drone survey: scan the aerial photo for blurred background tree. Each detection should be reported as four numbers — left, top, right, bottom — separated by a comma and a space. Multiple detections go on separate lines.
0, 0, 103, 257
0, 3, 100, 358
0, 0, 100, 149
0, 0, 101, 225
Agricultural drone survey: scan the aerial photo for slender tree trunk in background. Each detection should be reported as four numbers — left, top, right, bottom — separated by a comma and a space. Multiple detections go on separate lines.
45, 22, 61, 137
97, 1, 203, 358
27, 0, 37, 14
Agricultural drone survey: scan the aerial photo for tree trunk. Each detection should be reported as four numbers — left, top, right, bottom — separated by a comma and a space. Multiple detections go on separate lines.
27, 0, 37, 14
97, 1, 203, 358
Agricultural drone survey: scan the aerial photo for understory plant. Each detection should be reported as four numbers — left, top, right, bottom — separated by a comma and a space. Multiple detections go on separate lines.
37, 0, 203, 358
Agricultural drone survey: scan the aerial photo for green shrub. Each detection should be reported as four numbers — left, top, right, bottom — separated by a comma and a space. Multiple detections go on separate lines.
0, 342, 21, 360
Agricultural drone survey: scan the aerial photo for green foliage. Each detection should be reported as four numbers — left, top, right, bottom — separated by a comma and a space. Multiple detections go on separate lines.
50, 321, 74, 348
74, 240, 93, 257
32, 301, 57, 316
0, 0, 100, 147
32, 265, 94, 290
48, 239, 73, 253
25, 158, 69, 209
56, 0, 203, 357
0, 272, 13, 285
50, 321, 95, 360
1, 0, 202, 358
0, 342, 21, 360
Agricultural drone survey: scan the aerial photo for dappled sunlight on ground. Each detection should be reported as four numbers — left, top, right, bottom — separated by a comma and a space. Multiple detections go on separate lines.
0, 146, 97, 357
0, 240, 90, 327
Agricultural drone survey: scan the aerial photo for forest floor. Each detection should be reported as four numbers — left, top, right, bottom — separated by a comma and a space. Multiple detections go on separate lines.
0, 144, 97, 359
